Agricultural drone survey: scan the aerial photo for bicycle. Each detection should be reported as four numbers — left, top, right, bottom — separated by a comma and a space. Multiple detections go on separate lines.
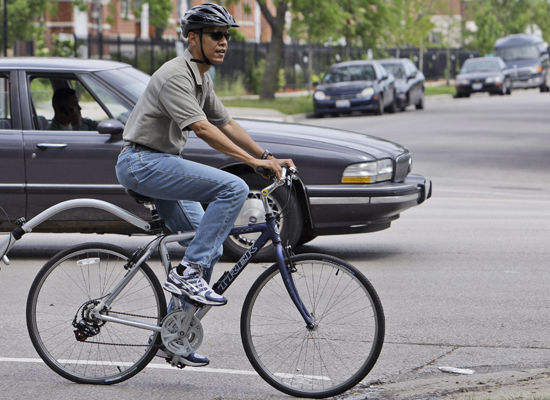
0, 166, 384, 399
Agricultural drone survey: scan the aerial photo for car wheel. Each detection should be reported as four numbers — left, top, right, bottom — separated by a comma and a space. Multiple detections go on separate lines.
223, 172, 303, 262
506, 79, 512, 95
540, 83, 550, 93
387, 93, 397, 113
375, 95, 384, 115
415, 93, 425, 110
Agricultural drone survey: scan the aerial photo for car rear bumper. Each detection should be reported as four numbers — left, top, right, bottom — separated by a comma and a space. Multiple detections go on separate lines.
456, 82, 504, 94
305, 174, 432, 235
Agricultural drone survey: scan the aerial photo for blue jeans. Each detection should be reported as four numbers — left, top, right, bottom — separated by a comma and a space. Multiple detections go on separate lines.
116, 144, 249, 279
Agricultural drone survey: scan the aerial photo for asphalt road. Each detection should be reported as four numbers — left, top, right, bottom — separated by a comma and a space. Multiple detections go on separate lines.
1, 89, 550, 399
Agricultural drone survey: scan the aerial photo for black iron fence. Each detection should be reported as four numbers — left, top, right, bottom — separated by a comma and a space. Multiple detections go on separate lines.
12, 36, 479, 92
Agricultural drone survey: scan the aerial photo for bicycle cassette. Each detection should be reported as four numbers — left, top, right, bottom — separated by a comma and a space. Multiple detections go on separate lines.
160, 310, 203, 356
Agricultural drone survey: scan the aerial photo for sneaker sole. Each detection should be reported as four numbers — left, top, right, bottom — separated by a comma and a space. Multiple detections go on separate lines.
163, 282, 227, 307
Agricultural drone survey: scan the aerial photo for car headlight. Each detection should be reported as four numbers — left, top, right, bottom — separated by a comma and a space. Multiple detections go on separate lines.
457, 79, 470, 85
314, 91, 326, 100
485, 76, 502, 84
341, 159, 393, 183
358, 87, 375, 98
530, 65, 543, 74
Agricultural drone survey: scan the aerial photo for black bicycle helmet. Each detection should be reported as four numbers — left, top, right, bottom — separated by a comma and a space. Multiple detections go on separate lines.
181, 3, 239, 38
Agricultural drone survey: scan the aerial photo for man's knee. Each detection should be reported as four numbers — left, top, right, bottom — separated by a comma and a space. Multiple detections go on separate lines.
229, 176, 249, 201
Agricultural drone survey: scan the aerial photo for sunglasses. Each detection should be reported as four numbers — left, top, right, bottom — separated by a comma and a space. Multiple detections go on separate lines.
203, 31, 231, 42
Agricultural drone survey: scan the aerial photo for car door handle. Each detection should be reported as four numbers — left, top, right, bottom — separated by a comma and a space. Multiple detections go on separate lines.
36, 143, 68, 149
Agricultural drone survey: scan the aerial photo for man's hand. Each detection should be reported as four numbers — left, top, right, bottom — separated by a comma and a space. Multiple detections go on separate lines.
253, 157, 295, 181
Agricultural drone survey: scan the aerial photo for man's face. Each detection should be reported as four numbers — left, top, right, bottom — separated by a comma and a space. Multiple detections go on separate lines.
64, 95, 82, 125
190, 27, 229, 65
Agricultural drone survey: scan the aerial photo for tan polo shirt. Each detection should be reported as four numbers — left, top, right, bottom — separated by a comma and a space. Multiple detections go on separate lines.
123, 49, 231, 154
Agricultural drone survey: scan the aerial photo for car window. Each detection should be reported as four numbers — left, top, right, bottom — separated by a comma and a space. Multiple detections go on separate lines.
322, 65, 375, 83
79, 74, 133, 124
29, 75, 109, 131
382, 63, 405, 79
495, 44, 539, 61
0, 74, 13, 129
94, 67, 149, 102
461, 60, 500, 73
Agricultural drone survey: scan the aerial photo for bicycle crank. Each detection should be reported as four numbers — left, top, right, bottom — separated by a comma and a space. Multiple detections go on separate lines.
160, 310, 203, 357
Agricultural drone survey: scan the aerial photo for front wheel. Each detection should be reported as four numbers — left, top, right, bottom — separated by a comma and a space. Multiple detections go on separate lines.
241, 253, 385, 398
26, 243, 167, 384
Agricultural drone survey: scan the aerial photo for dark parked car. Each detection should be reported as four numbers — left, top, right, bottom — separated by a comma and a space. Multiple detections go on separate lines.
379, 58, 425, 111
313, 60, 396, 117
494, 34, 550, 92
455, 57, 513, 97
0, 58, 431, 260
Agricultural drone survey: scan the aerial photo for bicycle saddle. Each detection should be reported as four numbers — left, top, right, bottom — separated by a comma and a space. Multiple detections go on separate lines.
125, 189, 155, 204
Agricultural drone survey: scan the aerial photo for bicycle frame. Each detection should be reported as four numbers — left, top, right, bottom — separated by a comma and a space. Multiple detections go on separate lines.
0, 195, 315, 332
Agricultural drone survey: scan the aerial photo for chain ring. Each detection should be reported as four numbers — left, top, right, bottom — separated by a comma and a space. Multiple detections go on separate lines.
161, 311, 203, 356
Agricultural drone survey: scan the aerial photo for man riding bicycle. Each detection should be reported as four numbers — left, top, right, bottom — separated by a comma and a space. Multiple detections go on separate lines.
115, 3, 294, 367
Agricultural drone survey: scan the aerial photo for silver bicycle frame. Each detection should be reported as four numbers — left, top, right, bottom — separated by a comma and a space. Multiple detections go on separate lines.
0, 198, 151, 264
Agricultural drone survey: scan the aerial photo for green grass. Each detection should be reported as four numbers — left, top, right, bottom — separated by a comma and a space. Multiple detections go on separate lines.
222, 86, 456, 115
223, 95, 314, 115
426, 85, 456, 96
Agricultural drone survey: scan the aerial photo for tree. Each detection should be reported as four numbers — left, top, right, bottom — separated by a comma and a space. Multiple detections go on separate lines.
387, 0, 435, 71
336, 0, 391, 60
256, 0, 289, 100
0, 0, 54, 50
473, 2, 501, 55
132, 0, 173, 38
290, 0, 344, 90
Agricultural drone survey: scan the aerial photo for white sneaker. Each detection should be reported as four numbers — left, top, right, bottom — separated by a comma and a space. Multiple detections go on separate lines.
163, 265, 227, 306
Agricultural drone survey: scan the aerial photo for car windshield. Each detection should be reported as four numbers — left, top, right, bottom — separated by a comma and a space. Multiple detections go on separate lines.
495, 45, 539, 61
381, 64, 405, 79
461, 60, 500, 73
322, 65, 375, 83
95, 67, 150, 102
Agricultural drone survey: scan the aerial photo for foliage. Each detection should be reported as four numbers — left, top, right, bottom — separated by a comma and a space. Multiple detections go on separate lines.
472, 2, 501, 55
388, 0, 435, 50
468, 0, 549, 48
132, 0, 173, 37
0, 0, 55, 48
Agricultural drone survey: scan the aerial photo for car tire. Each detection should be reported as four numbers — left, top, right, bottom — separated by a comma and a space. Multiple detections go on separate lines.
387, 93, 397, 113
506, 79, 512, 95
415, 93, 425, 110
375, 95, 384, 115
222, 172, 303, 262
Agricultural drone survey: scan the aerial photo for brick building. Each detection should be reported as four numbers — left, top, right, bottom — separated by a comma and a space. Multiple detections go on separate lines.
45, 0, 275, 46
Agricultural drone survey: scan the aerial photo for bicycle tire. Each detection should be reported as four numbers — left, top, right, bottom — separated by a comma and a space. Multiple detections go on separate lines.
26, 242, 167, 384
240, 253, 384, 398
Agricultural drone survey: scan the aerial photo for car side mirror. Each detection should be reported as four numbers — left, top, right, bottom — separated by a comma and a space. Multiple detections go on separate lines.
98, 119, 124, 135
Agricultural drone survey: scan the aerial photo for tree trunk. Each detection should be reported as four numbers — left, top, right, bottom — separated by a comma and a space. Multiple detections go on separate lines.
260, 28, 284, 100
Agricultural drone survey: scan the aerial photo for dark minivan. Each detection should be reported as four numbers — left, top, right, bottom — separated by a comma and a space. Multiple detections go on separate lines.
494, 34, 550, 92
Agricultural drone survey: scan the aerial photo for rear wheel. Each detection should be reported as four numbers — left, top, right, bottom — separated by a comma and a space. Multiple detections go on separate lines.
223, 172, 303, 261
241, 253, 385, 398
26, 243, 166, 384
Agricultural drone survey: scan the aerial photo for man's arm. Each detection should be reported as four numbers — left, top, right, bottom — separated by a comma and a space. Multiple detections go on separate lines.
189, 119, 293, 179
218, 119, 266, 159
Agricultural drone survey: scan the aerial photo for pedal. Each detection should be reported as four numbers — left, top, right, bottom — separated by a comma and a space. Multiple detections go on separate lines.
166, 356, 186, 369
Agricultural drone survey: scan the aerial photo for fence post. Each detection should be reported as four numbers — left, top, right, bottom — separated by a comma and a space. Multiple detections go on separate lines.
117, 34, 121, 61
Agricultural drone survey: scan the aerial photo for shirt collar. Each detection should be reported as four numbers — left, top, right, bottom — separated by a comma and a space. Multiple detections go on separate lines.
183, 49, 203, 86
